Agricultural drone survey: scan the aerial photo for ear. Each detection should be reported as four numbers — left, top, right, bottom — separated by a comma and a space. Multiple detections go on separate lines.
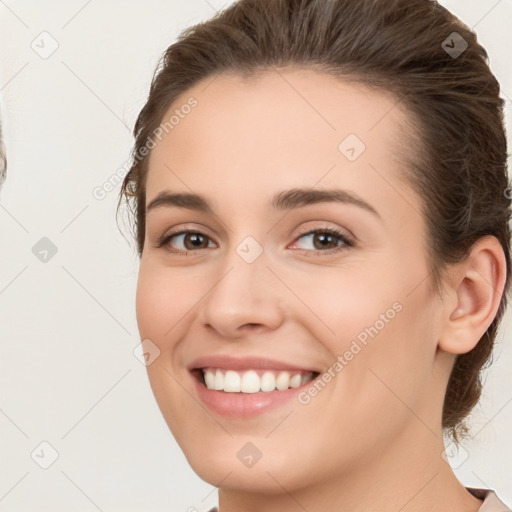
438, 235, 508, 355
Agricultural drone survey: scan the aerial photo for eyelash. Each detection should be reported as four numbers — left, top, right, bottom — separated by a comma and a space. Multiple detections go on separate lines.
156, 226, 354, 257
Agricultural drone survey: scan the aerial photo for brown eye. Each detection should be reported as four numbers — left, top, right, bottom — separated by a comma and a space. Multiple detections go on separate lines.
157, 230, 215, 253
181, 233, 210, 250
291, 228, 354, 255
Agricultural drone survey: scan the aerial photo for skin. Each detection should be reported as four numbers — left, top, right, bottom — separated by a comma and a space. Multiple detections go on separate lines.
136, 68, 506, 512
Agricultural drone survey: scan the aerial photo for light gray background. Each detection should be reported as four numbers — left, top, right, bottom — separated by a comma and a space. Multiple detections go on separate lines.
0, 1, 511, 510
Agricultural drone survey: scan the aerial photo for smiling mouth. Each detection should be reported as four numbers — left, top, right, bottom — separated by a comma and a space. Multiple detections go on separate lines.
191, 367, 320, 393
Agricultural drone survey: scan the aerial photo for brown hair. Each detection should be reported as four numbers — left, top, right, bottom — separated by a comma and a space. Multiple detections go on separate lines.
118, 0, 511, 441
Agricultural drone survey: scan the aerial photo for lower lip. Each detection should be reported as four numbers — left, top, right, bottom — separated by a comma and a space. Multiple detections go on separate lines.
191, 371, 315, 418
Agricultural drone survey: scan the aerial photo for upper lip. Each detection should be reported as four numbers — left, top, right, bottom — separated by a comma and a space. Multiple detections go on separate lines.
188, 355, 320, 373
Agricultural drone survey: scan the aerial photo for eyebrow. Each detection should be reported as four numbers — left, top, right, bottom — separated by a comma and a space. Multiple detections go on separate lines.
146, 187, 381, 220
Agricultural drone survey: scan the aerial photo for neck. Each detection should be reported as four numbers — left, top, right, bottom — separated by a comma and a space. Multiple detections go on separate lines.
217, 424, 483, 512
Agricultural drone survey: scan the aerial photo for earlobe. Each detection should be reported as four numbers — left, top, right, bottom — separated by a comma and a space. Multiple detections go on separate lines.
438, 235, 507, 355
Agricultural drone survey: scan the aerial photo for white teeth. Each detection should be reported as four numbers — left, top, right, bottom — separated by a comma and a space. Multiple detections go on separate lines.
241, 370, 260, 393
290, 374, 302, 388
260, 371, 276, 392
214, 369, 224, 390
205, 370, 215, 389
301, 373, 314, 385
275, 371, 290, 390
224, 370, 241, 392
202, 368, 315, 393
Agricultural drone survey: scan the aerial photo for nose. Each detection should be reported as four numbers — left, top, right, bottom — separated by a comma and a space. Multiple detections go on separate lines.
198, 242, 285, 339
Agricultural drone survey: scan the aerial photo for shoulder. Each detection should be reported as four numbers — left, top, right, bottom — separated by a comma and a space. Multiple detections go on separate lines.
466, 487, 511, 511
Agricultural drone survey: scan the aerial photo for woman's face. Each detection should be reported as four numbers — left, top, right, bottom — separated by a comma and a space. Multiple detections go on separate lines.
137, 69, 450, 493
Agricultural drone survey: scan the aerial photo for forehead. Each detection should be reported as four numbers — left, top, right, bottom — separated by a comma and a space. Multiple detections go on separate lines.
146, 68, 420, 219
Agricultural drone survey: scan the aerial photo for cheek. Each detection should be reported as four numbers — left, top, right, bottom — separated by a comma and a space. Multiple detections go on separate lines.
135, 263, 199, 438
292, 262, 404, 353
305, 260, 437, 414
135, 262, 195, 342
328, 283, 437, 436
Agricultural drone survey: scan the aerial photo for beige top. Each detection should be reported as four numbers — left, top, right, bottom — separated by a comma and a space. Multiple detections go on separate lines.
467, 488, 511, 511
207, 487, 511, 512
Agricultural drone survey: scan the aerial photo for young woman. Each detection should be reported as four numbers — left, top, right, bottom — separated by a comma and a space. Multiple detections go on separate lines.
119, 1, 511, 510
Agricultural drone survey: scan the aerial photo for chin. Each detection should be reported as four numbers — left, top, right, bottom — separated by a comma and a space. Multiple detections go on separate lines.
175, 432, 313, 496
